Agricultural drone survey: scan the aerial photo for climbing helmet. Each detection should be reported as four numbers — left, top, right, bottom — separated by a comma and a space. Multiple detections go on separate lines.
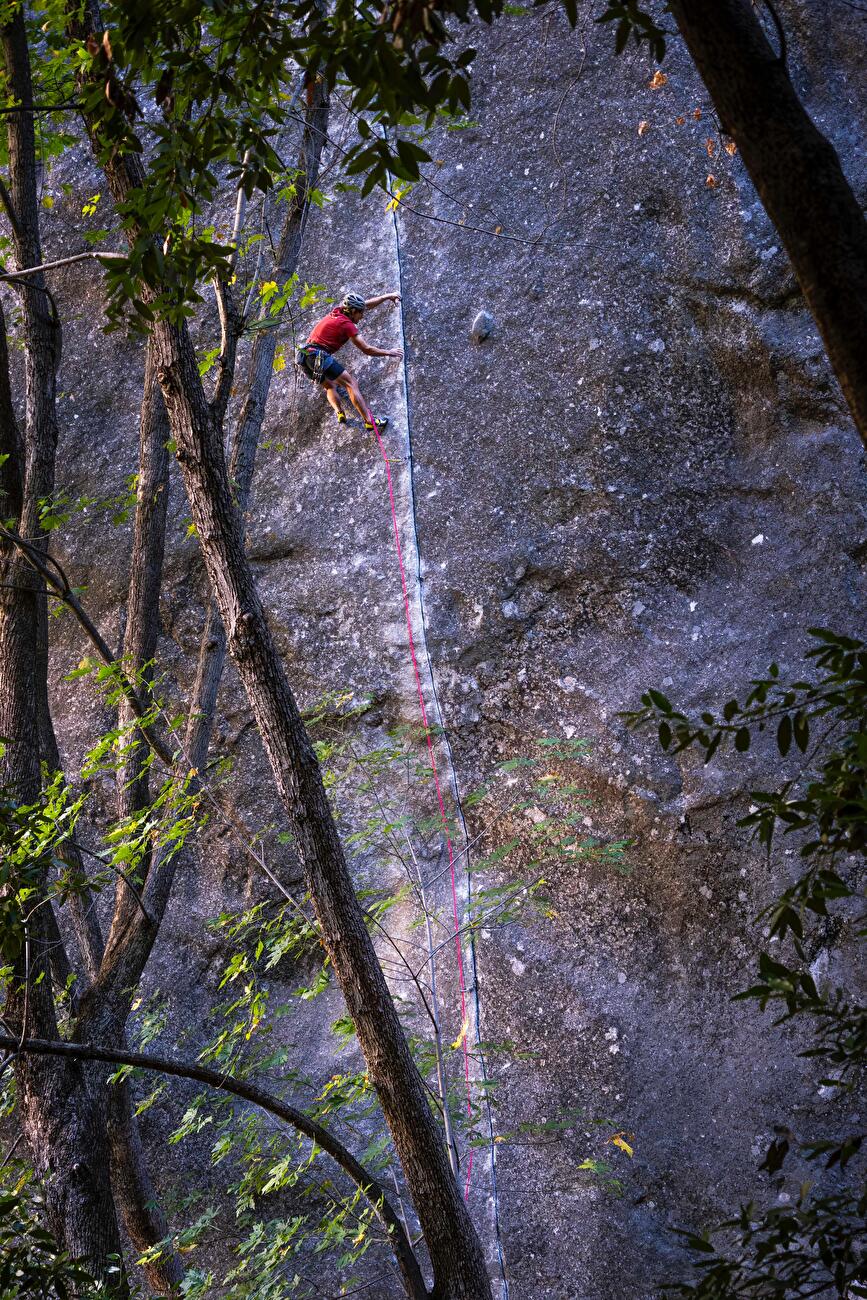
341, 291, 367, 313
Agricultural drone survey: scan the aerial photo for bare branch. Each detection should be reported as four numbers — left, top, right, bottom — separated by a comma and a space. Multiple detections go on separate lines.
0, 250, 126, 281
0, 523, 176, 766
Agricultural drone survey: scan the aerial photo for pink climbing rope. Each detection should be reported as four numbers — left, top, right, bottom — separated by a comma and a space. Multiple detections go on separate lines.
366, 408, 475, 1199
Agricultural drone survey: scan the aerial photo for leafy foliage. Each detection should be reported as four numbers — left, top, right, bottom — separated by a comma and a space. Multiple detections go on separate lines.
627, 629, 866, 1296
9, 0, 668, 323
0, 1178, 114, 1299
0, 774, 86, 961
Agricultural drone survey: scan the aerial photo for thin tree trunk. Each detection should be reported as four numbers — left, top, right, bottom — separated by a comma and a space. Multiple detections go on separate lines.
111, 343, 170, 934
187, 74, 330, 772
0, 11, 126, 1285
104, 1041, 184, 1295
669, 0, 867, 445
101, 342, 183, 1294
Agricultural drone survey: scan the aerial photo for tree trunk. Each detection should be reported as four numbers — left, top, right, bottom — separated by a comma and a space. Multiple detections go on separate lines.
0, 377, 126, 1300
99, 344, 184, 1294
0, 11, 127, 1286
151, 318, 492, 1300
104, 1039, 185, 1294
187, 75, 330, 771
71, 3, 490, 1286
112, 343, 170, 934
669, 0, 867, 445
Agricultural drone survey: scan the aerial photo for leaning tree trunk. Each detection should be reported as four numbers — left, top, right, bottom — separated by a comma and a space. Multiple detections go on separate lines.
71, 0, 490, 1285
152, 319, 492, 1300
669, 0, 867, 446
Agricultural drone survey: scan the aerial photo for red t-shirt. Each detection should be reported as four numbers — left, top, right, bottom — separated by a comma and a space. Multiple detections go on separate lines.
307, 308, 358, 354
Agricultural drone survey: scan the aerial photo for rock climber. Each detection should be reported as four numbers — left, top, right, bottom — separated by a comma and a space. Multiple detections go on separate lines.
295, 291, 402, 431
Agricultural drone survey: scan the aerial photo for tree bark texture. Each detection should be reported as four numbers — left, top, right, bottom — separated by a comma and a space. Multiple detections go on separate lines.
0, 297, 22, 519
103, 1031, 185, 1294
0, 12, 126, 1285
1, 15, 60, 520
669, 0, 867, 446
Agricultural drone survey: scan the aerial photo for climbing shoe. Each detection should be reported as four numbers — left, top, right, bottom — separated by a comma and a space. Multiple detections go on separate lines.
335, 410, 347, 424
363, 415, 389, 431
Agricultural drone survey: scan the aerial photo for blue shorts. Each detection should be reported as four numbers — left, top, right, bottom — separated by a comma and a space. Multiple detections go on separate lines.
295, 345, 345, 385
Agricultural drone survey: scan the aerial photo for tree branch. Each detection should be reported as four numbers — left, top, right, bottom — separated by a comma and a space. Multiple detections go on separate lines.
0, 101, 80, 114
0, 523, 176, 766
0, 250, 126, 281
0, 1034, 429, 1300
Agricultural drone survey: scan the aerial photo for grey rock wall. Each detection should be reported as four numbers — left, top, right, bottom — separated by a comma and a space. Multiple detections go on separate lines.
25, 3, 867, 1296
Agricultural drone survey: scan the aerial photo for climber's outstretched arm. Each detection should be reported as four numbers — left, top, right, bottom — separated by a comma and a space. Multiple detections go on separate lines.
351, 333, 402, 359
364, 292, 401, 309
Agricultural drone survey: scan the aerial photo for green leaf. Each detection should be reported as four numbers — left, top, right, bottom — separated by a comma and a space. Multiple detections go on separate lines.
777, 714, 792, 757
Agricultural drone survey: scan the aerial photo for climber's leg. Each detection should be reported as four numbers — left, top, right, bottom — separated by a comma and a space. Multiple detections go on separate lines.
323, 380, 346, 423
335, 371, 389, 429
336, 369, 371, 423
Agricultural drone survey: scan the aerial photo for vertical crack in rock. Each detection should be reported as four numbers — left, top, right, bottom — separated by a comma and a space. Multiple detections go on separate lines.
383, 197, 508, 1292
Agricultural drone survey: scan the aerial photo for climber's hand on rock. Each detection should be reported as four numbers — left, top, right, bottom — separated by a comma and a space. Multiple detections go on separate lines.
388, 348, 403, 359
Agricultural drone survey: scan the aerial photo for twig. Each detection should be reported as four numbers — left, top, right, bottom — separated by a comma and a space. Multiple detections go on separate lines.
66, 837, 154, 926
0, 524, 176, 766
0, 250, 126, 281
0, 101, 79, 115
0, 1132, 23, 1169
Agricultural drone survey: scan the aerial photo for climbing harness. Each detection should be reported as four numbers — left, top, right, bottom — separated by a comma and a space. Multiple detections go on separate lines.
294, 342, 341, 384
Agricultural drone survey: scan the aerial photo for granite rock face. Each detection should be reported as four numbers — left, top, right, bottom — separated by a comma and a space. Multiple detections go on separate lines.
27, 4, 867, 1297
